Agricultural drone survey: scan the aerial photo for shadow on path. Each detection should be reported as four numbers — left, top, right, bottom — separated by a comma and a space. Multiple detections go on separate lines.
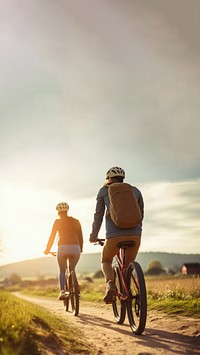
77, 311, 200, 354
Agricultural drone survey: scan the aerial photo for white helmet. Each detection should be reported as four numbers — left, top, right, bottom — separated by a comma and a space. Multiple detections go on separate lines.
56, 202, 69, 212
106, 166, 125, 179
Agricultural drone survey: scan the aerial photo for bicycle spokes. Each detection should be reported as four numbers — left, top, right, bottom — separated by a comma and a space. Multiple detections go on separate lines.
112, 267, 126, 324
126, 262, 147, 335
69, 271, 79, 316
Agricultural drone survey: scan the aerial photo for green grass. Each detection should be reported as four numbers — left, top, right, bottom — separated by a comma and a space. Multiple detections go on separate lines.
6, 275, 200, 319
21, 279, 106, 303
78, 279, 105, 302
22, 280, 200, 318
147, 288, 200, 318
20, 286, 59, 298
148, 297, 199, 317
3, 276, 199, 354
0, 290, 92, 355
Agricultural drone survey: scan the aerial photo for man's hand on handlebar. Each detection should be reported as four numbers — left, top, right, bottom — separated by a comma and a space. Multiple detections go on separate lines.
89, 239, 98, 243
92, 238, 105, 246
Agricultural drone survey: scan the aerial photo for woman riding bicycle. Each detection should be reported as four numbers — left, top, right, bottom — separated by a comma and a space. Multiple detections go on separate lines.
89, 167, 144, 303
44, 202, 83, 300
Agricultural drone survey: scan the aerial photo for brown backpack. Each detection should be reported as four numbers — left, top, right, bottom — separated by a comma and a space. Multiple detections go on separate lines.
108, 182, 142, 228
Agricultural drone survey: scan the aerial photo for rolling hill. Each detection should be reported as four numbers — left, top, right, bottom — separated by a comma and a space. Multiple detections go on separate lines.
0, 252, 199, 279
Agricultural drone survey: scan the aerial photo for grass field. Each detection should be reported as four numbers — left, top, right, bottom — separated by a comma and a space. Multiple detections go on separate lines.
145, 275, 200, 317
1, 274, 199, 354
0, 290, 92, 355
17, 274, 200, 318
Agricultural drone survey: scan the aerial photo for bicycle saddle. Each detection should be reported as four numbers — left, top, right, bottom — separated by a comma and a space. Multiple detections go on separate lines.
117, 241, 135, 249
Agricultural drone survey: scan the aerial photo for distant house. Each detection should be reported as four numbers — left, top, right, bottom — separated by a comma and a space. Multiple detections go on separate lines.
181, 263, 200, 275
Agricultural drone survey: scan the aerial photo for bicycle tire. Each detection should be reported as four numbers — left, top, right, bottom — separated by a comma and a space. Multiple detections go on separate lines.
64, 274, 69, 312
69, 271, 79, 316
126, 261, 147, 335
112, 266, 126, 324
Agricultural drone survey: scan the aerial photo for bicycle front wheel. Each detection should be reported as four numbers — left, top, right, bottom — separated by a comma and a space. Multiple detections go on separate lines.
69, 271, 79, 316
64, 274, 69, 312
126, 261, 147, 335
112, 266, 126, 324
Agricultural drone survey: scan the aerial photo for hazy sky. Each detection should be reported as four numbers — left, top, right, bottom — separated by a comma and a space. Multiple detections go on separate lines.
0, 0, 200, 265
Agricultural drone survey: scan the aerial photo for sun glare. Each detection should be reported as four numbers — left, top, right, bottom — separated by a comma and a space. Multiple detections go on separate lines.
0, 179, 199, 265
0, 184, 98, 265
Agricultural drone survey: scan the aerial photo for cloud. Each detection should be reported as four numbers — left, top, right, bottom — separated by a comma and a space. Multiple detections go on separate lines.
0, 1, 200, 263
1, 0, 199, 188
141, 179, 200, 253
0, 178, 199, 265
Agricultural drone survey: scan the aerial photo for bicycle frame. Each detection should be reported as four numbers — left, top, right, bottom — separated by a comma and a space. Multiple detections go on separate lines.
49, 251, 79, 316
96, 238, 147, 334
114, 249, 130, 301
96, 239, 133, 301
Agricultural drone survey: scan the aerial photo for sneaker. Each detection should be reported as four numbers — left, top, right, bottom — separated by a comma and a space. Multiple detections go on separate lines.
103, 280, 117, 304
58, 290, 66, 300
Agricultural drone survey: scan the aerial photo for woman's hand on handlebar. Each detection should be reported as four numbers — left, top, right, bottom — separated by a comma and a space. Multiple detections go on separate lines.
44, 250, 57, 256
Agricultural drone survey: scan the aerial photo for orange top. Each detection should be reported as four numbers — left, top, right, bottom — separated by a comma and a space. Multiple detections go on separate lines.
46, 216, 83, 252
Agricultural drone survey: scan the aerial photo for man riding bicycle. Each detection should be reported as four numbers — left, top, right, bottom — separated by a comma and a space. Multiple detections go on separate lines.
89, 167, 144, 303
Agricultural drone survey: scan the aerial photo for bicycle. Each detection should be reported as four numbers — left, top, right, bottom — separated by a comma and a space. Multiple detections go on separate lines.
49, 252, 80, 316
96, 239, 147, 335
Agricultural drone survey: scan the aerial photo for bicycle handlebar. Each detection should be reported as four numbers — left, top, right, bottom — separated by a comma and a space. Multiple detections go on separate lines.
48, 251, 57, 256
94, 238, 105, 246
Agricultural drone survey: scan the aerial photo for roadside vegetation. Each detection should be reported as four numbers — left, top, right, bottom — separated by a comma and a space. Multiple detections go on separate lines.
146, 275, 199, 317
1, 273, 199, 354
6, 273, 199, 318
0, 290, 92, 355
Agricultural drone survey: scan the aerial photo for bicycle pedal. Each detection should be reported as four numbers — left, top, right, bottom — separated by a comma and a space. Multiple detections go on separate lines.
105, 300, 115, 304
104, 293, 116, 304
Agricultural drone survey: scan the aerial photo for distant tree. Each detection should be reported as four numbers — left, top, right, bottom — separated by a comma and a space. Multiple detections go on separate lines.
9, 273, 22, 284
84, 276, 93, 283
37, 274, 45, 281
168, 268, 176, 275
173, 264, 181, 274
145, 260, 166, 276
148, 260, 163, 269
168, 264, 180, 275
93, 270, 104, 278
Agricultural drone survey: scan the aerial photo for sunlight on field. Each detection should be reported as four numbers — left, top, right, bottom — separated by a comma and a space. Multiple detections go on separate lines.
146, 276, 200, 294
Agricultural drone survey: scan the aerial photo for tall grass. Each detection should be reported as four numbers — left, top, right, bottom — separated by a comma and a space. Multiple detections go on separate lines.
146, 276, 200, 317
148, 289, 200, 317
7, 275, 200, 318
0, 290, 92, 355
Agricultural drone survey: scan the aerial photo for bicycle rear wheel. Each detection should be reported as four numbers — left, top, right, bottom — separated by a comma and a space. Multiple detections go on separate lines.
112, 266, 126, 324
126, 261, 147, 335
69, 271, 79, 316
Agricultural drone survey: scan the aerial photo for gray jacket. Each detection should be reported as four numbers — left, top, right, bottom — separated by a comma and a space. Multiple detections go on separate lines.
90, 183, 144, 241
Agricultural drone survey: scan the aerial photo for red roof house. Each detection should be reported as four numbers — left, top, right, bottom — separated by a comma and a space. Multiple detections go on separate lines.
181, 263, 200, 275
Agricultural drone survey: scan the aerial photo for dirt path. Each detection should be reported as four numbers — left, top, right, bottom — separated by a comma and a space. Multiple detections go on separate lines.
16, 293, 200, 355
